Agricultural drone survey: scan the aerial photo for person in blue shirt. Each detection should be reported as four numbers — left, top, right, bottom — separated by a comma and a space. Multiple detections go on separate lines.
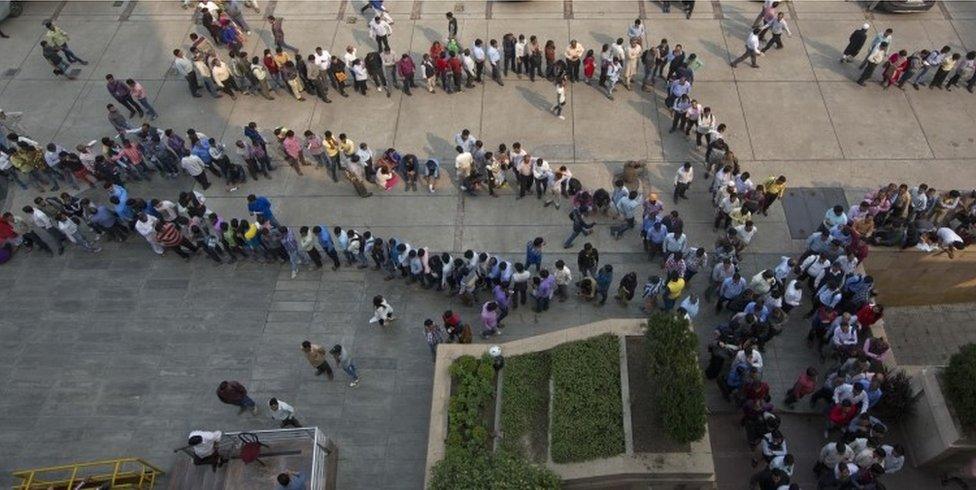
595, 264, 614, 305
360, 0, 384, 14
611, 190, 642, 239
643, 220, 669, 260
311, 225, 340, 270
109, 195, 135, 228
716, 272, 746, 313
275, 470, 307, 490
525, 237, 544, 272
246, 194, 279, 227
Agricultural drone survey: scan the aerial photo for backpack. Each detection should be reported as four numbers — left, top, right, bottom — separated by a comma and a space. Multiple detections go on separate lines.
459, 324, 473, 344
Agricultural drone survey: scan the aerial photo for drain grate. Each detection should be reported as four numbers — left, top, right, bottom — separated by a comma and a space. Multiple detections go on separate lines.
781, 187, 850, 239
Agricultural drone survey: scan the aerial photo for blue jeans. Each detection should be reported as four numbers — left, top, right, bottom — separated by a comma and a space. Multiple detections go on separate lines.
311, 152, 328, 167
201, 78, 219, 96
2, 170, 28, 190
137, 97, 158, 118
342, 362, 358, 381
60, 44, 86, 63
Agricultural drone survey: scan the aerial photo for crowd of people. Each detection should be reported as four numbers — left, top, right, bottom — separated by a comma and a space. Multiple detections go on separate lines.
841, 24, 976, 91
6, 1, 973, 488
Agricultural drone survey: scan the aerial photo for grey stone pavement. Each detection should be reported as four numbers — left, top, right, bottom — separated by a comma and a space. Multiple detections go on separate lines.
3, 1, 976, 488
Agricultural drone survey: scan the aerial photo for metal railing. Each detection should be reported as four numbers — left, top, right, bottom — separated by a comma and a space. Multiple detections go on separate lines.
11, 457, 164, 490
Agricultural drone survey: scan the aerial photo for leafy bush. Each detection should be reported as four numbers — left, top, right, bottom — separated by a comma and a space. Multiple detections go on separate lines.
500, 352, 551, 462
550, 334, 625, 463
446, 355, 496, 452
945, 343, 976, 428
428, 447, 560, 490
644, 313, 707, 444
873, 368, 915, 423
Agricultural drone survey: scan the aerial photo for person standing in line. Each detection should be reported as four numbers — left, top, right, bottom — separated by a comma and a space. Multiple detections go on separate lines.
300, 340, 334, 380
312, 225, 342, 270
929, 52, 960, 89
595, 264, 614, 306
397, 53, 416, 95
267, 15, 299, 53
860, 27, 893, 69
761, 175, 787, 215
40, 41, 74, 79
172, 49, 202, 97
525, 237, 545, 272
246, 194, 279, 227
56, 213, 100, 253
577, 242, 599, 277
216, 380, 258, 415
43, 21, 88, 65
565, 39, 584, 82
181, 153, 210, 189
135, 213, 164, 255
624, 39, 642, 89
487, 39, 504, 86
673, 162, 693, 203
840, 23, 869, 63
281, 226, 310, 279
856, 42, 888, 86
331, 344, 360, 387
945, 51, 976, 91
23, 205, 66, 254
268, 398, 302, 428
730, 28, 763, 69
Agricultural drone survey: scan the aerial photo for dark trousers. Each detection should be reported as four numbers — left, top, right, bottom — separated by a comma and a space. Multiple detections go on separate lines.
504, 53, 516, 75
567, 59, 581, 81
534, 177, 548, 198
401, 74, 415, 94
114, 94, 143, 116
185, 72, 201, 96
674, 182, 689, 202
324, 248, 341, 268
192, 172, 211, 189
280, 416, 302, 428
857, 62, 878, 84
518, 174, 532, 198
375, 35, 390, 52
761, 33, 783, 52
315, 360, 334, 379
308, 248, 323, 268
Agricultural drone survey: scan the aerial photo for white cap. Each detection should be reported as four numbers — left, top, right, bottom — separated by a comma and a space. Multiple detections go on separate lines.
863, 23, 870, 30
488, 345, 502, 357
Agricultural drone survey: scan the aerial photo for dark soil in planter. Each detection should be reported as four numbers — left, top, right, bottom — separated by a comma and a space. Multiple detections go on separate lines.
626, 335, 691, 453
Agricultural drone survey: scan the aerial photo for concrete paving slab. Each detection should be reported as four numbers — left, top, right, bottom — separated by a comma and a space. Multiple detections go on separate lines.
0, 79, 85, 143
56, 0, 126, 18
736, 81, 843, 160
919, 19, 967, 53
94, 20, 192, 80
902, 86, 976, 159
819, 80, 932, 160
573, 1, 642, 19
272, 0, 344, 19
952, 19, 976, 51
145, 79, 233, 140
421, 0, 489, 19
492, 0, 565, 19
572, 82, 660, 161
480, 80, 576, 160
392, 83, 484, 159
723, 19, 817, 81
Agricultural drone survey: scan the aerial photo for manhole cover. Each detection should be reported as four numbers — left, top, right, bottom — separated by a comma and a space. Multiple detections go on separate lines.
781, 187, 849, 239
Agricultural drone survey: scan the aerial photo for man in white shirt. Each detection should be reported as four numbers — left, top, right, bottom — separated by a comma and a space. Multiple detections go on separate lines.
23, 205, 66, 254
172, 49, 202, 97
187, 430, 226, 468
856, 41, 888, 85
180, 154, 211, 190
730, 27, 763, 68
135, 213, 164, 254
833, 381, 869, 414
487, 39, 503, 85
760, 12, 792, 52
368, 16, 392, 52
269, 398, 302, 427
673, 161, 693, 203
313, 47, 331, 71
454, 129, 477, 153
936, 226, 966, 258
881, 444, 904, 474
734, 221, 758, 248
57, 214, 100, 253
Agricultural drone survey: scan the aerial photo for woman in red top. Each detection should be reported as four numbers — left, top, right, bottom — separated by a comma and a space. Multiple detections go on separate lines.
826, 400, 858, 435
263, 49, 283, 89
429, 41, 444, 61
583, 49, 596, 84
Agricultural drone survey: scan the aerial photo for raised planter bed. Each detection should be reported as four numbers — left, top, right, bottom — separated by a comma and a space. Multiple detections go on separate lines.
626, 335, 691, 453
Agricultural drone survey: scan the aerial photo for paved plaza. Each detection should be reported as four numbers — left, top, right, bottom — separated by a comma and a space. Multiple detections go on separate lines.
2, 0, 976, 488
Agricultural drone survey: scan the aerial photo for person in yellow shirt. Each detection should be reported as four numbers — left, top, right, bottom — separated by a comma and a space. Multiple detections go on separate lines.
43, 21, 88, 65
323, 130, 341, 183
662, 271, 686, 311
762, 175, 787, 215
11, 145, 53, 191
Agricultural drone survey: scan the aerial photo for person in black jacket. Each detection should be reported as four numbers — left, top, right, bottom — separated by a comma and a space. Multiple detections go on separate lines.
841, 23, 869, 63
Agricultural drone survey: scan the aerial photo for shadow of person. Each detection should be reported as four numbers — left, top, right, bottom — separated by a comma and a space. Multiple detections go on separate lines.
515, 85, 555, 113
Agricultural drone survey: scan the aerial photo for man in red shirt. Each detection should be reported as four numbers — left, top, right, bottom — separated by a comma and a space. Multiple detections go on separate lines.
449, 53, 464, 93
435, 52, 451, 93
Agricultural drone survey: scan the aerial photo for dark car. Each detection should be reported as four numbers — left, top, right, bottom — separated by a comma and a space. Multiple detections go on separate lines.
872, 0, 936, 13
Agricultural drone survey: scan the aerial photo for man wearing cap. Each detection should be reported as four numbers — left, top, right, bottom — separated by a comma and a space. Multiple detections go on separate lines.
841, 24, 870, 63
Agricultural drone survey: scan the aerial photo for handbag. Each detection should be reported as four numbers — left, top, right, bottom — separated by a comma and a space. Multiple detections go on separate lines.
335, 71, 348, 83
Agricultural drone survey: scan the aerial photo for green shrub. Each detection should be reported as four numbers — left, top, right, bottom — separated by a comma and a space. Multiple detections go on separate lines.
945, 343, 976, 428
873, 368, 915, 423
500, 352, 551, 462
446, 354, 497, 452
428, 447, 560, 490
550, 334, 625, 463
644, 313, 707, 444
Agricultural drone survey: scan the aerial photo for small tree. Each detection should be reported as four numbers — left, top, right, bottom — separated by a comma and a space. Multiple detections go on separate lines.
873, 368, 915, 423
945, 343, 976, 428
644, 312, 707, 444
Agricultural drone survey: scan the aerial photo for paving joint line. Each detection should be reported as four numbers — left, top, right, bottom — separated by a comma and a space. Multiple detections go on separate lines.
336, 0, 348, 21
118, 0, 138, 22
564, 0, 574, 20
411, 0, 423, 20
637, 0, 646, 19
265, 0, 278, 17
711, 0, 724, 20
50, 0, 68, 20
485, 0, 493, 20
716, 14, 757, 161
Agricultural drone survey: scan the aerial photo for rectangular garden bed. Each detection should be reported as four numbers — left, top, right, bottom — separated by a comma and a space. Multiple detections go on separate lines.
550, 334, 625, 463
499, 351, 551, 463
626, 335, 691, 453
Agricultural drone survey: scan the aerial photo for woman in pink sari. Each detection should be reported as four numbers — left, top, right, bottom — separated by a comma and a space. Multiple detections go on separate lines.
882, 50, 908, 89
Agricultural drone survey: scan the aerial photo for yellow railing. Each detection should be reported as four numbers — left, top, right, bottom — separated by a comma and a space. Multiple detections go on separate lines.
11, 457, 164, 490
